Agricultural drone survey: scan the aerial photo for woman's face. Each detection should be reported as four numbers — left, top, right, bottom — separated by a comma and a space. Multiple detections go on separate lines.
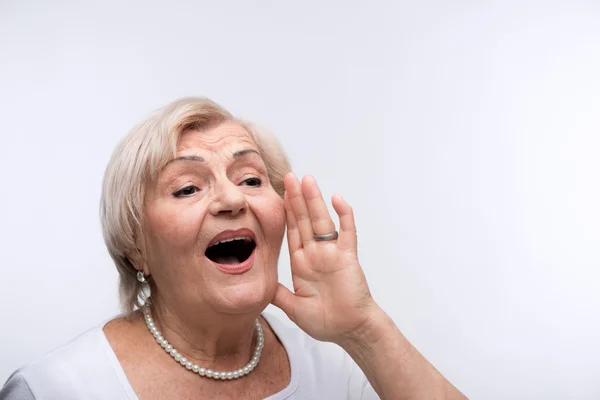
142, 122, 285, 315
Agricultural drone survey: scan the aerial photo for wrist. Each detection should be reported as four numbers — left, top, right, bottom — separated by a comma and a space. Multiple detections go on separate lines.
337, 302, 408, 355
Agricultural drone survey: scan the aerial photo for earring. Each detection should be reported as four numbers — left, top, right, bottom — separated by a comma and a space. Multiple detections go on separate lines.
136, 270, 151, 308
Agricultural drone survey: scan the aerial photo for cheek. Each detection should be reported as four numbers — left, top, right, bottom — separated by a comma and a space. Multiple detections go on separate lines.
250, 194, 285, 246
144, 202, 207, 251
269, 204, 286, 242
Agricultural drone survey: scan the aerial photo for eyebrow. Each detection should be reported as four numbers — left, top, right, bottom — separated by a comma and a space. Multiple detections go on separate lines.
232, 149, 260, 158
164, 149, 260, 168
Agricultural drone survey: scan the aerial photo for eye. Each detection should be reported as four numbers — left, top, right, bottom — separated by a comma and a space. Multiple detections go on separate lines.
173, 185, 200, 197
241, 177, 262, 187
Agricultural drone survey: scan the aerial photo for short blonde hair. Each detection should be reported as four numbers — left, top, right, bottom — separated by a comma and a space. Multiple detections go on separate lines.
100, 97, 291, 314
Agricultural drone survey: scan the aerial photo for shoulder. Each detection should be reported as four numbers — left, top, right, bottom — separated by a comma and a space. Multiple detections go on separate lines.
0, 372, 35, 400
1, 321, 128, 400
263, 312, 351, 367
263, 312, 376, 400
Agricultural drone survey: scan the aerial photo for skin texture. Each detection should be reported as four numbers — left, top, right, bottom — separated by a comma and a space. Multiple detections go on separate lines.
274, 173, 467, 399
104, 121, 466, 399
105, 122, 290, 399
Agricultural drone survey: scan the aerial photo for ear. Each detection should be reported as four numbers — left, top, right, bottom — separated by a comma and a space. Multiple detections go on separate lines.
126, 249, 150, 276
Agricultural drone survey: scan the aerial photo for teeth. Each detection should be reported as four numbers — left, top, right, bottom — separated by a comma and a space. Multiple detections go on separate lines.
212, 236, 252, 246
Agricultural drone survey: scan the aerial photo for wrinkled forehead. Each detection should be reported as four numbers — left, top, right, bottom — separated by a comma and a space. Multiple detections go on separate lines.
176, 121, 258, 158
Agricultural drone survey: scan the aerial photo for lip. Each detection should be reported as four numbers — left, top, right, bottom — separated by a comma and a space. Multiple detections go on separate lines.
207, 228, 257, 248
206, 228, 257, 275
210, 249, 256, 275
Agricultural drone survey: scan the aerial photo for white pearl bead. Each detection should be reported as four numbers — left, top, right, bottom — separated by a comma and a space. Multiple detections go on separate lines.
143, 310, 263, 380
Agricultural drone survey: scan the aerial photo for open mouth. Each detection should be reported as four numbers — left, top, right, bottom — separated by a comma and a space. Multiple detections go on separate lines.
205, 236, 256, 265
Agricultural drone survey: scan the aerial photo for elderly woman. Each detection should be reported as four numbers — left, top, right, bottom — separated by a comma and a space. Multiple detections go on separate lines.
1, 97, 465, 400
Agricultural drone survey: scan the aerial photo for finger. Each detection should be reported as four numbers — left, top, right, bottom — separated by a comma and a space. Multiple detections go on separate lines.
284, 173, 315, 245
284, 191, 302, 253
332, 194, 357, 251
301, 175, 336, 236
271, 283, 298, 324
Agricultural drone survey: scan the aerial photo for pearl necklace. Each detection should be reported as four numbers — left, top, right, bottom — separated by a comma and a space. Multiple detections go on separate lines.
142, 303, 264, 380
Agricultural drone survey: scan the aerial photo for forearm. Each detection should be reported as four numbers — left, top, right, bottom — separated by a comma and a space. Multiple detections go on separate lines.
338, 304, 466, 400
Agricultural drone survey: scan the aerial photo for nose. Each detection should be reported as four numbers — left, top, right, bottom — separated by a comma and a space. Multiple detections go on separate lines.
208, 179, 247, 217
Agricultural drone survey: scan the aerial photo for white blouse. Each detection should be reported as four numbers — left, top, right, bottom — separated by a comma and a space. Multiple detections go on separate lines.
0, 313, 378, 399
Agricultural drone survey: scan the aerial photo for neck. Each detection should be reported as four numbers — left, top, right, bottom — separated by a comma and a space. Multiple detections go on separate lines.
147, 294, 261, 371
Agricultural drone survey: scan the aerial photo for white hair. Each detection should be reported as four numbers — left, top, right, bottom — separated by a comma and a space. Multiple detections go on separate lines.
100, 97, 291, 314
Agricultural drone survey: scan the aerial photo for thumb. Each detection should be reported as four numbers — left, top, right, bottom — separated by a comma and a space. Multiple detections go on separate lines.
271, 283, 298, 323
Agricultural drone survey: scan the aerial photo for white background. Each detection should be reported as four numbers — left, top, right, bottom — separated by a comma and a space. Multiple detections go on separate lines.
1, 1, 599, 398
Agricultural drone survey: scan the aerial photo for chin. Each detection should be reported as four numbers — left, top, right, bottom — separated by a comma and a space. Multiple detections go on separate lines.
214, 277, 277, 315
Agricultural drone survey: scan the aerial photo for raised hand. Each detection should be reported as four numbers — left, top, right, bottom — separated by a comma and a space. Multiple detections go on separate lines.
271, 173, 376, 344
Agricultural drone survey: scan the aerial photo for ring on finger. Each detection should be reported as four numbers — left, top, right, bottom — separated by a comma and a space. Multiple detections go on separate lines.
314, 231, 338, 241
